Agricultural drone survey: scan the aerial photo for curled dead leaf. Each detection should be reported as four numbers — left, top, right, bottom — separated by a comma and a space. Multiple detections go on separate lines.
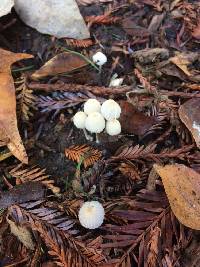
31, 52, 89, 79
119, 101, 157, 136
154, 164, 200, 230
178, 98, 200, 148
0, 48, 33, 163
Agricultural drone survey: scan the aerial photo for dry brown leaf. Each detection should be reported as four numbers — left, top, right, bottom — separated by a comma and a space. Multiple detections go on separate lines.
178, 98, 200, 148
31, 52, 89, 79
119, 101, 157, 136
0, 48, 33, 163
154, 164, 200, 230
170, 52, 199, 76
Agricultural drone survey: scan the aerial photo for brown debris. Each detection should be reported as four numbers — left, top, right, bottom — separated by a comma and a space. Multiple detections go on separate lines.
132, 48, 169, 64
119, 101, 157, 136
178, 98, 200, 148
0, 182, 45, 209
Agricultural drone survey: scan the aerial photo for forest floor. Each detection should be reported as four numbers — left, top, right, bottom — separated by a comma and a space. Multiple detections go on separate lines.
0, 1, 200, 266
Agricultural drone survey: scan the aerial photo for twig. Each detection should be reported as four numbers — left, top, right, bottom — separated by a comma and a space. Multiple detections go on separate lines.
28, 82, 200, 98
28, 82, 133, 95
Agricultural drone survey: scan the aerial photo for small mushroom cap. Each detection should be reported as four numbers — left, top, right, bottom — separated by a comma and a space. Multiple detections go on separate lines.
73, 111, 87, 129
84, 99, 101, 115
106, 119, 121, 136
92, 51, 107, 66
78, 201, 105, 229
109, 77, 124, 87
85, 112, 105, 133
101, 99, 121, 120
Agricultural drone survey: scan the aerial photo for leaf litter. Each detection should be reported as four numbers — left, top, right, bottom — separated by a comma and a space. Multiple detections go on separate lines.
0, 0, 200, 266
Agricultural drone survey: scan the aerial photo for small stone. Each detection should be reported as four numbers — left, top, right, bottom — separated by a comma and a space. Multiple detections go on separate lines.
0, 0, 14, 17
14, 0, 90, 39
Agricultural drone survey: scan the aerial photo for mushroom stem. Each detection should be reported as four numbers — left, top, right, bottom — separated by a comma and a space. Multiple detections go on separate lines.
95, 133, 100, 143
83, 128, 93, 141
99, 65, 102, 74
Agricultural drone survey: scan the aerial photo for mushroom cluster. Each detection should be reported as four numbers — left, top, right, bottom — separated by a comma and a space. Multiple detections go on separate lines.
73, 98, 121, 142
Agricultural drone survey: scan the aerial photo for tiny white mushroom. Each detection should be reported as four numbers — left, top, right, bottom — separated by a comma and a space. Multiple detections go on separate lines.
85, 112, 105, 143
73, 111, 92, 141
78, 201, 105, 229
92, 51, 107, 66
109, 77, 124, 87
73, 111, 87, 129
101, 99, 121, 121
84, 99, 101, 115
85, 112, 105, 133
106, 119, 121, 136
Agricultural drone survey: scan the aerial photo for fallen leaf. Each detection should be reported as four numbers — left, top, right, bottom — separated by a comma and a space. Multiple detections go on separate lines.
154, 164, 200, 230
178, 98, 200, 148
192, 22, 200, 40
0, 182, 45, 209
7, 216, 35, 250
159, 63, 187, 81
119, 101, 157, 136
170, 52, 199, 76
0, 48, 33, 163
32, 52, 89, 79
122, 18, 149, 37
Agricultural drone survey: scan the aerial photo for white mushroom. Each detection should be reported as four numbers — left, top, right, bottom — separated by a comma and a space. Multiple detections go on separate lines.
92, 51, 107, 66
85, 112, 105, 133
109, 78, 124, 87
101, 99, 121, 121
85, 112, 105, 143
73, 111, 92, 141
73, 111, 87, 129
78, 201, 105, 229
106, 119, 121, 136
84, 99, 101, 115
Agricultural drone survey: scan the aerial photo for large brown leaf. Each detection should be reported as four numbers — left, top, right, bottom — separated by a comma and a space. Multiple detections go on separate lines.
154, 164, 200, 230
31, 52, 89, 79
178, 98, 200, 148
0, 48, 33, 163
